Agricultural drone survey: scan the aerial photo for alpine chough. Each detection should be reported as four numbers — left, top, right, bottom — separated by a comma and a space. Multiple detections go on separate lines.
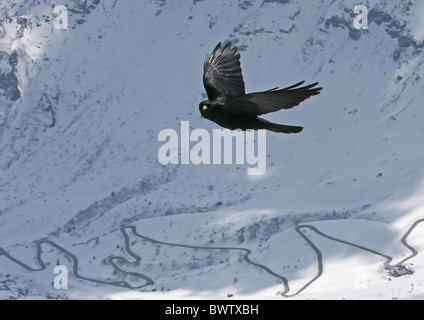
199, 42, 322, 133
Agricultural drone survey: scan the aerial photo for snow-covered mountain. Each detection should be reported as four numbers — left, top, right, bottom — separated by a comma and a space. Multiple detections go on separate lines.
1, 0, 424, 300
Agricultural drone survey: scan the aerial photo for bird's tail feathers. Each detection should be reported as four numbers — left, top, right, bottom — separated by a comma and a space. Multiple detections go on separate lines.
258, 118, 303, 134
268, 123, 304, 134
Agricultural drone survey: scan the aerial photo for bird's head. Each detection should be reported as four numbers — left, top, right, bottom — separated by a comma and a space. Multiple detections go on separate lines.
199, 100, 216, 119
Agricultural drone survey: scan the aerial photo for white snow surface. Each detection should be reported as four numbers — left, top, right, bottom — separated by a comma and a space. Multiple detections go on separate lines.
0, 0, 423, 300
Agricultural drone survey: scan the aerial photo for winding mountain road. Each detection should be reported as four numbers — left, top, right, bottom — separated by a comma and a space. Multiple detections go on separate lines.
0, 218, 423, 297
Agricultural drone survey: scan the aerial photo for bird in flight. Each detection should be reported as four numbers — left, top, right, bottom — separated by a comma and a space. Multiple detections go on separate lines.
199, 42, 322, 133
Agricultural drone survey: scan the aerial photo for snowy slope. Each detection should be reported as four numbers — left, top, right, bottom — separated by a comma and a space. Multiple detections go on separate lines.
1, 0, 424, 300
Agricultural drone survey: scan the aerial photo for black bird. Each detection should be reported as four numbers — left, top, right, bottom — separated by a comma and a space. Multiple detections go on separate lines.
199, 42, 322, 133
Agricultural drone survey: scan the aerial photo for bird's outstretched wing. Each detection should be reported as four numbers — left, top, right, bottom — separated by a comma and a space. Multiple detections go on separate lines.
203, 42, 246, 102
226, 81, 322, 116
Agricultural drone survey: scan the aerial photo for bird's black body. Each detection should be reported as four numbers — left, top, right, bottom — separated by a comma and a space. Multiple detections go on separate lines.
199, 42, 322, 133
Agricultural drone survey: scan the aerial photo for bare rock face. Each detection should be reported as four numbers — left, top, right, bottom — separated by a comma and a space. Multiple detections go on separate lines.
0, 51, 20, 109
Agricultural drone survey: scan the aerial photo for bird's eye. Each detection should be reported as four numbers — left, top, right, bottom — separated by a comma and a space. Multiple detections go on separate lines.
202, 105, 208, 111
